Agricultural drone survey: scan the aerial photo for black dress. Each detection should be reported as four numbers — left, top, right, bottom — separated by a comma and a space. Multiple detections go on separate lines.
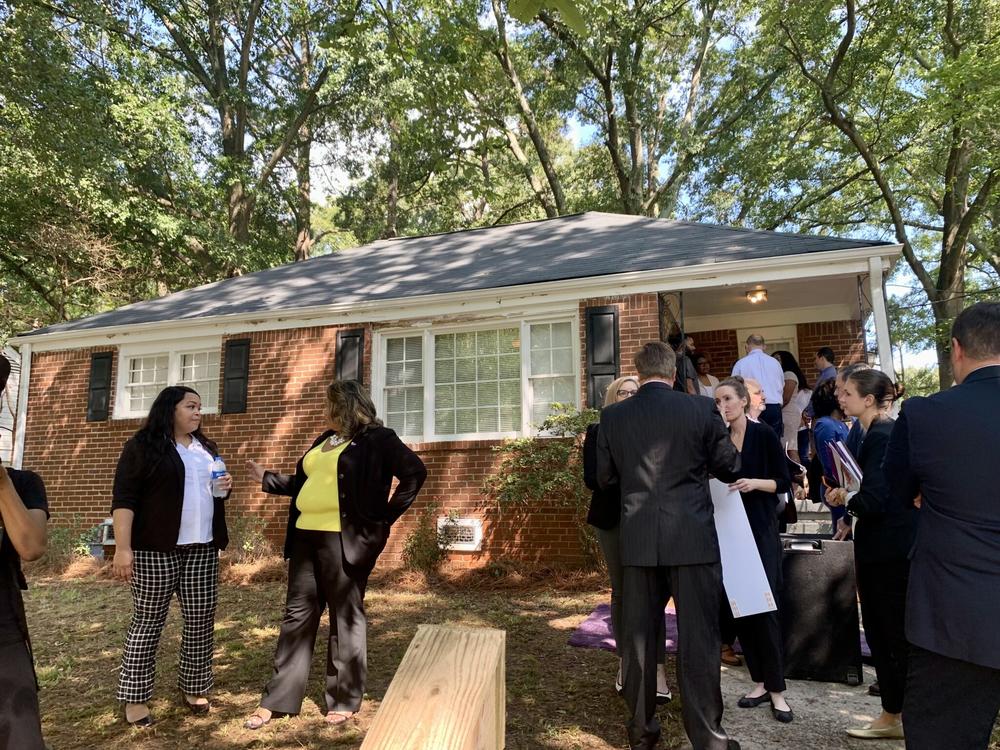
733, 420, 791, 693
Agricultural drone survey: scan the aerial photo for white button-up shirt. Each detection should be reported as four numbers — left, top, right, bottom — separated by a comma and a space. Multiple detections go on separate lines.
731, 348, 785, 406
175, 436, 215, 545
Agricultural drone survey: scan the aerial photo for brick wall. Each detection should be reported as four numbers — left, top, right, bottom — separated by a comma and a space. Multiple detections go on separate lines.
578, 293, 660, 400
796, 321, 866, 370
21, 324, 588, 568
690, 329, 740, 379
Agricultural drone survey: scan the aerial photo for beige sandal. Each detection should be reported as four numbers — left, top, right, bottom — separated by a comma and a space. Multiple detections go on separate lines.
244, 711, 272, 730
325, 711, 357, 726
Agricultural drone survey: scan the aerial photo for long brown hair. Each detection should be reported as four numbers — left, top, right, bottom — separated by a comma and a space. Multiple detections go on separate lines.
326, 380, 382, 437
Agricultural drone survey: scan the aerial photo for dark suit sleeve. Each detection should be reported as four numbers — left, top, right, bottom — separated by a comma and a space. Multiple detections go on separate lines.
847, 430, 891, 517
705, 407, 740, 482
384, 431, 427, 524
111, 439, 145, 513
582, 424, 599, 492
595, 418, 619, 491
883, 406, 920, 508
262, 471, 296, 496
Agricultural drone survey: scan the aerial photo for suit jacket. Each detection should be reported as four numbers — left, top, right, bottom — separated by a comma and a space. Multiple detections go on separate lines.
112, 437, 230, 552
596, 381, 740, 567
583, 423, 619, 530
846, 417, 917, 565
265, 425, 427, 568
884, 364, 1000, 668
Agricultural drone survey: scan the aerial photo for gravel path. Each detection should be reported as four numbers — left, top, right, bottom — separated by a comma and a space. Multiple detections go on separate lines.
717, 663, 904, 750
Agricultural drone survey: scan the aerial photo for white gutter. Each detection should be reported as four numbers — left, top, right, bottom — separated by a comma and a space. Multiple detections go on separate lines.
9, 244, 902, 353
12, 342, 30, 469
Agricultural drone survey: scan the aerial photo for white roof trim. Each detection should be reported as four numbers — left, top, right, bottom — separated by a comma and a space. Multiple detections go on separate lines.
9, 244, 901, 352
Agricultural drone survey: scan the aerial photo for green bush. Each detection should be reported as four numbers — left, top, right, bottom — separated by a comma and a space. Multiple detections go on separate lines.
482, 404, 601, 566
226, 513, 274, 564
402, 504, 457, 575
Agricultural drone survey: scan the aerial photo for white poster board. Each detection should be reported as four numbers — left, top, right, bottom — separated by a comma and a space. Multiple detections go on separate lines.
711, 479, 777, 618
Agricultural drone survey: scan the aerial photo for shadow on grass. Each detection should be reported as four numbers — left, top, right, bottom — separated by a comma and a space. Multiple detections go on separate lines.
24, 578, 683, 750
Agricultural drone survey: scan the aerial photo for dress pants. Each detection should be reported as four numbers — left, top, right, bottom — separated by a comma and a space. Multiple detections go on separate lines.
734, 609, 785, 693
855, 558, 909, 714
596, 525, 666, 665
117, 543, 219, 702
261, 529, 369, 715
903, 645, 1000, 750
623, 562, 731, 750
0, 639, 45, 750
759, 404, 783, 441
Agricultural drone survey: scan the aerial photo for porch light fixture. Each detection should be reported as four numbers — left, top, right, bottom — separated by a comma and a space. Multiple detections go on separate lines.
745, 288, 768, 304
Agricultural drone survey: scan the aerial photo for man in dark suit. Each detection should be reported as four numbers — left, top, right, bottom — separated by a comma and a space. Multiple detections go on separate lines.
884, 301, 1000, 750
597, 342, 741, 750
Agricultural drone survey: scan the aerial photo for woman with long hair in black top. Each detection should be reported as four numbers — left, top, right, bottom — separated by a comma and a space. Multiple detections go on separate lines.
111, 385, 233, 727
826, 369, 915, 740
244, 380, 426, 730
715, 376, 794, 723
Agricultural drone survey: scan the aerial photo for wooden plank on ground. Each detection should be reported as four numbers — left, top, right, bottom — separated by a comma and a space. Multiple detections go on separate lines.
360, 623, 506, 750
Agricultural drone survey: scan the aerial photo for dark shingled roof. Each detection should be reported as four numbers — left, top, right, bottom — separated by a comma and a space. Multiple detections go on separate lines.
22, 211, 892, 337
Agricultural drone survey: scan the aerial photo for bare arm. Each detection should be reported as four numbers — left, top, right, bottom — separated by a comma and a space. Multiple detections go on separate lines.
0, 468, 47, 561
112, 508, 135, 582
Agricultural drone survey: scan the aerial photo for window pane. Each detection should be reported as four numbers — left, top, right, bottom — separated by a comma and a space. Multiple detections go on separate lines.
476, 329, 498, 355
551, 322, 573, 348
435, 358, 455, 383
456, 332, 475, 357
435, 333, 454, 359
178, 350, 220, 409
499, 328, 519, 352
386, 338, 405, 361
499, 380, 520, 406
530, 349, 551, 375
498, 354, 520, 379
435, 384, 455, 409
478, 407, 498, 431
477, 356, 498, 380
531, 324, 550, 350
499, 405, 521, 431
435, 409, 455, 434
404, 336, 422, 360
455, 357, 476, 382
552, 347, 574, 374
455, 382, 477, 408
553, 375, 575, 403
456, 408, 477, 433
386, 388, 406, 413
477, 382, 498, 407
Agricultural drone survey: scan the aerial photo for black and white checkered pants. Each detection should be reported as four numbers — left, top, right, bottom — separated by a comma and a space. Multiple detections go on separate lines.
116, 544, 219, 703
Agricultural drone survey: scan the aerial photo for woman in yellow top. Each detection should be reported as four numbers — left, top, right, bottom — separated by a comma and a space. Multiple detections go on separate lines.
244, 380, 427, 729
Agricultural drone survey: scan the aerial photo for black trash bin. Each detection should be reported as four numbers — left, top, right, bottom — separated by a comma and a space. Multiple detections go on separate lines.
779, 534, 863, 685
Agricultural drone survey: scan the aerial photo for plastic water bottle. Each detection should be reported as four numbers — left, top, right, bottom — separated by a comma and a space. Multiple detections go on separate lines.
210, 456, 228, 498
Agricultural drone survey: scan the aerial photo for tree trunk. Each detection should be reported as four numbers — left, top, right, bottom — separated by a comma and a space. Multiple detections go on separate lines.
383, 117, 401, 239
293, 133, 313, 262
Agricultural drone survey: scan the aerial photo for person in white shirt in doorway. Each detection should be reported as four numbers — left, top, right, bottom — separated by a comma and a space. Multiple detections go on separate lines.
731, 334, 786, 441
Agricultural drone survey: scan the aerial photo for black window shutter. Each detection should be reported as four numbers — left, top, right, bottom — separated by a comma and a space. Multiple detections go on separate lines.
86, 351, 113, 421
336, 329, 365, 383
221, 338, 251, 414
585, 306, 620, 408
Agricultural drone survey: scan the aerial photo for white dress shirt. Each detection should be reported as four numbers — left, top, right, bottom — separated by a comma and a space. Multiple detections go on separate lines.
175, 436, 215, 545
731, 348, 785, 406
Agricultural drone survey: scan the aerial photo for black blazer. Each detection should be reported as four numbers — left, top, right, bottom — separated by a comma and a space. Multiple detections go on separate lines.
265, 425, 427, 568
583, 423, 619, 530
884, 364, 1000, 668
845, 417, 917, 564
111, 437, 230, 552
596, 382, 740, 566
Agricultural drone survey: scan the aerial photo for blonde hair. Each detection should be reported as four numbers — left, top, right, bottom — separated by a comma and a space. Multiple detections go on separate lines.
326, 380, 383, 437
744, 377, 764, 403
604, 376, 639, 408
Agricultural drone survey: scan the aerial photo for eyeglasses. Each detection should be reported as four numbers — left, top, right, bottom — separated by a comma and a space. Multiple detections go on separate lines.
616, 389, 638, 397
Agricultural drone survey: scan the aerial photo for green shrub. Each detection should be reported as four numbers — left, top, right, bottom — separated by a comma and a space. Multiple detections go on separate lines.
402, 504, 456, 575
227, 513, 274, 564
482, 404, 602, 567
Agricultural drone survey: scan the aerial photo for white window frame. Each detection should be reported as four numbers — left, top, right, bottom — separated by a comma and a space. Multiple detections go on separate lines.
372, 313, 581, 442
114, 337, 223, 419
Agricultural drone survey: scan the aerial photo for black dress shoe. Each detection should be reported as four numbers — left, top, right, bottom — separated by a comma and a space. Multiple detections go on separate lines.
737, 693, 771, 708
868, 681, 881, 697
727, 741, 742, 750
771, 705, 794, 723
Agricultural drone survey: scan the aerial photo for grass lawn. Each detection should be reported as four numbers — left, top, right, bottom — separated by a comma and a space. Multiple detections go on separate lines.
24, 569, 681, 750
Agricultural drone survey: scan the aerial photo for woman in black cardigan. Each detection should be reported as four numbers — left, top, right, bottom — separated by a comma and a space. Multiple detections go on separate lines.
244, 380, 426, 730
715, 377, 794, 723
826, 369, 915, 740
111, 385, 233, 727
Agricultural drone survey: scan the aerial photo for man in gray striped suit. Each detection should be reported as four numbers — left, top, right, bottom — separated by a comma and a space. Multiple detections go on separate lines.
598, 342, 741, 750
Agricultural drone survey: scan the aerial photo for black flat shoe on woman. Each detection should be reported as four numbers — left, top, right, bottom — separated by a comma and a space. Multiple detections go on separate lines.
737, 693, 771, 708
771, 705, 794, 723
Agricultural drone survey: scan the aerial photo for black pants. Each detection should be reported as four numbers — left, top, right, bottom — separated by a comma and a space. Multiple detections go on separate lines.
719, 589, 737, 648
856, 558, 909, 714
261, 530, 370, 715
623, 563, 731, 750
760, 404, 783, 441
0, 639, 45, 750
904, 645, 1000, 750
734, 608, 786, 693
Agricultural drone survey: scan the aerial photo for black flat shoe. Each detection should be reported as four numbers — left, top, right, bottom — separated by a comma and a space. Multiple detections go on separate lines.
737, 693, 770, 708
771, 705, 794, 723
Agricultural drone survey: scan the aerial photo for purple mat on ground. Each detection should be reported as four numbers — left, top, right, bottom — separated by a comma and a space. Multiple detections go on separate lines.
568, 603, 871, 658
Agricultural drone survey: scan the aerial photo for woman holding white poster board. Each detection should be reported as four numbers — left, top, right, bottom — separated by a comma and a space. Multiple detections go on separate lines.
715, 377, 794, 724
826, 369, 915, 740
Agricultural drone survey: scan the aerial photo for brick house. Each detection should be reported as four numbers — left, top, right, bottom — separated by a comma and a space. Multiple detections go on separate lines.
7, 213, 900, 567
